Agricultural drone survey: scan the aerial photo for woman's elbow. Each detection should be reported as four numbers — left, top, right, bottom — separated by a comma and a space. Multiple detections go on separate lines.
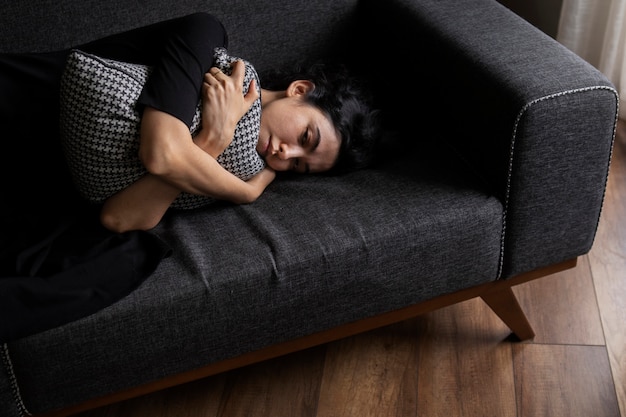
100, 209, 130, 233
139, 143, 175, 177
100, 207, 157, 233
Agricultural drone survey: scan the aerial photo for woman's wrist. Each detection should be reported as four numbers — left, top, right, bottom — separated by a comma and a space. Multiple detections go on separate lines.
193, 128, 233, 158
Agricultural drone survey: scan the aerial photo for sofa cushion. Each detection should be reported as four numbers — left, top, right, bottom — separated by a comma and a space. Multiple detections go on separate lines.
59, 47, 264, 210
4, 140, 503, 414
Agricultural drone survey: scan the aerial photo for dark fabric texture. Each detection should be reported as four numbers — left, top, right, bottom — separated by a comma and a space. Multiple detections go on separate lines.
0, 0, 618, 415
0, 0, 359, 74
0, 210, 172, 344
79, 12, 229, 128
501, 90, 617, 276
358, 0, 618, 278
0, 356, 20, 417
6, 141, 503, 413
0, 50, 79, 213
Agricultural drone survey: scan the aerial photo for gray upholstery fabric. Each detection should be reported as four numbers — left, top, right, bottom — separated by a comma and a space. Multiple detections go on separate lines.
501, 89, 617, 276
0, 0, 617, 415
0, 349, 22, 417
7, 144, 502, 413
358, 0, 618, 278
0, 0, 359, 74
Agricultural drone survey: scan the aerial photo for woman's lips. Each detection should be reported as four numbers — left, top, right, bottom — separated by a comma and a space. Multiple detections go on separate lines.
264, 136, 272, 157
257, 135, 269, 157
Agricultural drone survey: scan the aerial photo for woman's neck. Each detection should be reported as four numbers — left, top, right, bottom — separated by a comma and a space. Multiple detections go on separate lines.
260, 89, 286, 108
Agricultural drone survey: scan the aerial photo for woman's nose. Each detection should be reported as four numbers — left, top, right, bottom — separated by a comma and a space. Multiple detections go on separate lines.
277, 143, 302, 160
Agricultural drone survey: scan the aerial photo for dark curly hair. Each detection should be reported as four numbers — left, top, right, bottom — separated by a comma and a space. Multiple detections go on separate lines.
261, 62, 380, 174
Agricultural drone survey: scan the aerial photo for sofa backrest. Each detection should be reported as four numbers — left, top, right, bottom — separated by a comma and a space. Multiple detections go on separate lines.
1, 0, 360, 73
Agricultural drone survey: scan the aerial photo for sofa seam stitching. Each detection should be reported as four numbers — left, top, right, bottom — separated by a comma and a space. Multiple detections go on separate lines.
498, 85, 619, 280
587, 87, 619, 256
1, 343, 32, 416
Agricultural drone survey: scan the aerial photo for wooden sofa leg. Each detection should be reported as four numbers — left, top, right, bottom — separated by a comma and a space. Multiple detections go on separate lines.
480, 287, 535, 341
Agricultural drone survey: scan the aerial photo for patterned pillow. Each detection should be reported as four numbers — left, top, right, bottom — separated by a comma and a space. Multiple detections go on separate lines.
59, 47, 264, 210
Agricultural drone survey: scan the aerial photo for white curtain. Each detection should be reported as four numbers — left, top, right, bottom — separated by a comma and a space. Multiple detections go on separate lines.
557, 0, 626, 119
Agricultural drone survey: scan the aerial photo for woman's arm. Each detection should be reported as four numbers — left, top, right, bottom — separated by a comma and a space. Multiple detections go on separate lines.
100, 107, 276, 232
139, 61, 262, 197
100, 171, 181, 232
138, 108, 269, 199
100, 62, 274, 233
100, 165, 275, 232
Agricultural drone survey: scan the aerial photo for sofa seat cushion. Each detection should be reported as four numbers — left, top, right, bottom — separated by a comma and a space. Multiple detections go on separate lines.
3, 141, 503, 414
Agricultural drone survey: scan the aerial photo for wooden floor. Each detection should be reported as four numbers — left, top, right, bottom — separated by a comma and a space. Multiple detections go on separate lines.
78, 122, 626, 417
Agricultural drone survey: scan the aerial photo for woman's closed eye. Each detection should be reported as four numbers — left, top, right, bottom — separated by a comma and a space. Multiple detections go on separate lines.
300, 128, 309, 146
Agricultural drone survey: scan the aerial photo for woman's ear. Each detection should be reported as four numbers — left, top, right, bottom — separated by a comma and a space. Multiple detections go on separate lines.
287, 80, 315, 97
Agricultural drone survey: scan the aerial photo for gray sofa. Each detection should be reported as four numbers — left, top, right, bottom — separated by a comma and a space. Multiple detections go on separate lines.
0, 0, 617, 416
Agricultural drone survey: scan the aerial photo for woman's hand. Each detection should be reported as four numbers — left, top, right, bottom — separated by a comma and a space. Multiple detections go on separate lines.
195, 60, 259, 157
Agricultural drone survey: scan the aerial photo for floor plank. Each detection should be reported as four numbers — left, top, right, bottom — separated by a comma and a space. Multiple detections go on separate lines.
512, 255, 605, 346
76, 371, 227, 417
415, 298, 517, 417
316, 319, 420, 417
588, 120, 626, 417
513, 344, 620, 417
215, 346, 325, 417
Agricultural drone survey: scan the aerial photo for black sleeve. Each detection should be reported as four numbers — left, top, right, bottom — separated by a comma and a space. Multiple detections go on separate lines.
81, 12, 229, 127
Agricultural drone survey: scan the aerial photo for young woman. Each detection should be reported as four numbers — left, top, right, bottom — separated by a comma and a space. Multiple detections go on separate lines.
1, 12, 379, 233
0, 12, 378, 339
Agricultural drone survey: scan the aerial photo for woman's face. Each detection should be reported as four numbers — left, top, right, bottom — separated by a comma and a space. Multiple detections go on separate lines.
257, 82, 341, 174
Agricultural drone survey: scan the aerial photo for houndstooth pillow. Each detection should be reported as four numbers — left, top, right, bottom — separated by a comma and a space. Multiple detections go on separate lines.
59, 47, 264, 210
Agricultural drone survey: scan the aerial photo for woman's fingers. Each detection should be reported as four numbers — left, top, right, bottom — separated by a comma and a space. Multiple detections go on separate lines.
230, 60, 245, 83
205, 60, 243, 83
204, 69, 221, 86
199, 60, 257, 152
204, 61, 257, 105
228, 61, 259, 106
244, 78, 259, 104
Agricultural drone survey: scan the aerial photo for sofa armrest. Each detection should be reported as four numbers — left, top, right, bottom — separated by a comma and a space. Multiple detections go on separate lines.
357, 0, 618, 278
